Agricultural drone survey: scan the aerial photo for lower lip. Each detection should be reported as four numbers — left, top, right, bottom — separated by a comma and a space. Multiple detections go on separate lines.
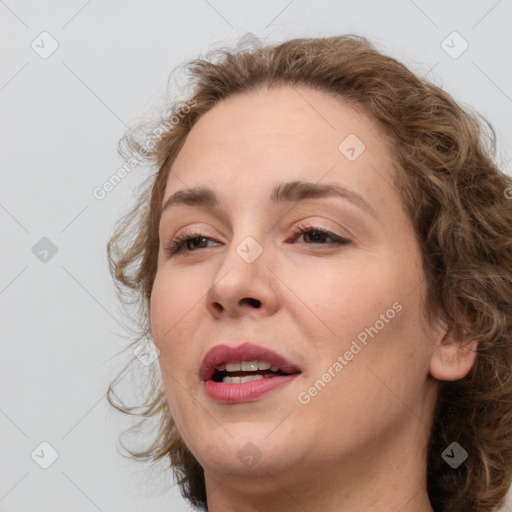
203, 374, 300, 403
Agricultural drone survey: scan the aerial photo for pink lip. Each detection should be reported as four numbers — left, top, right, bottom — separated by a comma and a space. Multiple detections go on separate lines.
199, 342, 302, 404
199, 342, 301, 381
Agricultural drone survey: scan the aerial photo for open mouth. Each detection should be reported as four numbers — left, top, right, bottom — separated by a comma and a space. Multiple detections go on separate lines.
211, 360, 291, 383
199, 342, 302, 402
200, 342, 301, 382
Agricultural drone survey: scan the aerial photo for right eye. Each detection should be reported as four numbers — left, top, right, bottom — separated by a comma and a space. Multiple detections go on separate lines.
164, 230, 220, 256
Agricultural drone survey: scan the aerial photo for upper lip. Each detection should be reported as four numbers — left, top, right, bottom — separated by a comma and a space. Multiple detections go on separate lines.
199, 342, 302, 381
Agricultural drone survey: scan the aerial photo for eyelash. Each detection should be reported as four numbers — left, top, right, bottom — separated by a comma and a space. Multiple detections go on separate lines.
164, 223, 350, 257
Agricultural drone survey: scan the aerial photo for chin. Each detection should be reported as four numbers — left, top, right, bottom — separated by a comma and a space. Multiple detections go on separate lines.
190, 427, 301, 474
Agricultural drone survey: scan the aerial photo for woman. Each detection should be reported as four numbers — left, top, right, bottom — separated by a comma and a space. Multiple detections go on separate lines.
107, 35, 512, 512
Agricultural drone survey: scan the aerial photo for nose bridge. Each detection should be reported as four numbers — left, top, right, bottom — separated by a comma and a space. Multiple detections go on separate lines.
205, 222, 279, 317
220, 214, 269, 271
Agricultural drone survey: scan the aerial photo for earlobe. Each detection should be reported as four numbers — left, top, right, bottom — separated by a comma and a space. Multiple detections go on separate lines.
429, 326, 478, 381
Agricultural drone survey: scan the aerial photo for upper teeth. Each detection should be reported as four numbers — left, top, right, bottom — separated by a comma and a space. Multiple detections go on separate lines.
215, 360, 280, 372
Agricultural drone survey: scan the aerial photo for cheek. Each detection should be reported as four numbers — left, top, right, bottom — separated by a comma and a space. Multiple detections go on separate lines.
296, 257, 403, 340
296, 249, 425, 383
150, 271, 199, 358
150, 274, 202, 427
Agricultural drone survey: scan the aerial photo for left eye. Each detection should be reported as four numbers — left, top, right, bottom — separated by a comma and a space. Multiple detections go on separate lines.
291, 225, 349, 246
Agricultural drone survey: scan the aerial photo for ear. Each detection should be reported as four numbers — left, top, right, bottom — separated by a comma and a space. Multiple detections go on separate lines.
429, 325, 478, 381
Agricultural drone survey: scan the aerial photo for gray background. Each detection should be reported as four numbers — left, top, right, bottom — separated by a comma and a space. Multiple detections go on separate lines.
1, 1, 511, 511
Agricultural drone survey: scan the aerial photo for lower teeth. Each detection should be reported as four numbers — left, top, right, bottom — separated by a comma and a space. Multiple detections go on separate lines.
222, 374, 276, 384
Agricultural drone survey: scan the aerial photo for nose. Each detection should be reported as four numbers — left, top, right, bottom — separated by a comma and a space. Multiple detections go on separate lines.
205, 237, 280, 319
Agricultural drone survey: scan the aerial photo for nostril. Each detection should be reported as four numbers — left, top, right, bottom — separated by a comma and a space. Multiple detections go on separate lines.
242, 298, 261, 308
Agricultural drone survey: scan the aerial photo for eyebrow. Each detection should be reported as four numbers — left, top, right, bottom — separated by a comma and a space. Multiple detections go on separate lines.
160, 180, 378, 219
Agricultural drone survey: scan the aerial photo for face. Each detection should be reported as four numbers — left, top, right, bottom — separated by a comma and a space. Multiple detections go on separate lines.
150, 85, 441, 489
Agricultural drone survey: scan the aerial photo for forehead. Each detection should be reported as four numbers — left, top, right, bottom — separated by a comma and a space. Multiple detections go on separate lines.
163, 85, 400, 216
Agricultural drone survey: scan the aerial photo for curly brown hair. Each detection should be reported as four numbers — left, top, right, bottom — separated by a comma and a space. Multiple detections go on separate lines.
106, 35, 512, 512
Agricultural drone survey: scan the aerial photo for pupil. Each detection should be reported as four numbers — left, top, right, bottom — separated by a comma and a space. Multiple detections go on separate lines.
188, 237, 206, 250
306, 231, 322, 242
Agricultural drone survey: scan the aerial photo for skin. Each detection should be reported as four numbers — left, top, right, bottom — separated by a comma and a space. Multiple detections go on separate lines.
150, 85, 477, 512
